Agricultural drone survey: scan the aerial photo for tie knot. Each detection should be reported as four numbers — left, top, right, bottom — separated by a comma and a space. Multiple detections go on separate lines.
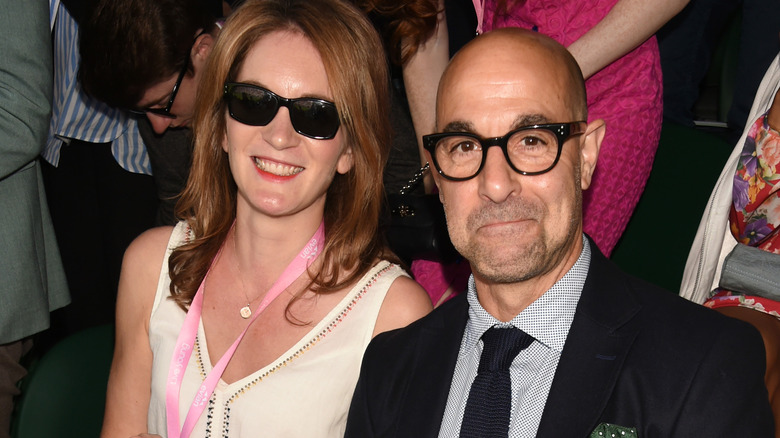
478, 326, 534, 372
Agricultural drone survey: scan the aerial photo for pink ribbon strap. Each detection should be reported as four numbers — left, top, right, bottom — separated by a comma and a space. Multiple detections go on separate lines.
165, 222, 325, 438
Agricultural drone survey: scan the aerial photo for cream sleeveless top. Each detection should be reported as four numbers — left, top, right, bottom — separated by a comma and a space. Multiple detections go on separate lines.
147, 222, 406, 437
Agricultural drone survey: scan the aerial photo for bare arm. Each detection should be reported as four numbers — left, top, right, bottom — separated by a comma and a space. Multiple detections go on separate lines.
373, 275, 432, 336
567, 0, 689, 79
402, 0, 449, 192
101, 227, 173, 438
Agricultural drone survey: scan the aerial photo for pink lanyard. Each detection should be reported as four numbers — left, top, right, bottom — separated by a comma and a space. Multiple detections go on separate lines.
165, 222, 325, 438
472, 0, 485, 34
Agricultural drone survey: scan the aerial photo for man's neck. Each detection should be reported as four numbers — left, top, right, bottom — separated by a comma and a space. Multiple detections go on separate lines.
473, 238, 584, 322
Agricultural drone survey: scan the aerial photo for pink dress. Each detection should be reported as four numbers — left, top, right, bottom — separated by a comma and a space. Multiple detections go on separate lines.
484, 0, 663, 256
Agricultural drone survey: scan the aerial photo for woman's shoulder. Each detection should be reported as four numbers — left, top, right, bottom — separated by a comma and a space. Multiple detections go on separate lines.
371, 261, 433, 336
126, 225, 177, 261
121, 225, 183, 284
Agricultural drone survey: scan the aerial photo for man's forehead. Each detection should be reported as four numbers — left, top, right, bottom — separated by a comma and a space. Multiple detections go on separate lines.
436, 36, 576, 129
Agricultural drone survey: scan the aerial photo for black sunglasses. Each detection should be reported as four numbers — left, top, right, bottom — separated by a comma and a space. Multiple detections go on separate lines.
129, 55, 189, 119
223, 82, 340, 140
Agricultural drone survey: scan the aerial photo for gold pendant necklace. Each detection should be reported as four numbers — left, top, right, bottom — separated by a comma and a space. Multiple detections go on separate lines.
234, 229, 256, 319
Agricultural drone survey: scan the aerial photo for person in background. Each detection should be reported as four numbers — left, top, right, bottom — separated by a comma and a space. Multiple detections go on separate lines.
681, 52, 780, 436
101, 0, 431, 436
658, 0, 780, 140
346, 28, 773, 437
79, 0, 224, 226
0, 1, 69, 435
42, 0, 221, 339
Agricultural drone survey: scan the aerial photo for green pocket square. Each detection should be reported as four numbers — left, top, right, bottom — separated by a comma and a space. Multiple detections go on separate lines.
589, 423, 638, 438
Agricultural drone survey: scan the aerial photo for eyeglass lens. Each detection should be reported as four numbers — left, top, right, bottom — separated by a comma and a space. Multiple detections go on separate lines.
224, 83, 340, 140
433, 128, 562, 179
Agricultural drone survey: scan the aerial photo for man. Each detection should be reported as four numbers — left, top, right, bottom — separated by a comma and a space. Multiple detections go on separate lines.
41, 0, 220, 337
0, 0, 69, 434
78, 0, 224, 225
345, 28, 774, 436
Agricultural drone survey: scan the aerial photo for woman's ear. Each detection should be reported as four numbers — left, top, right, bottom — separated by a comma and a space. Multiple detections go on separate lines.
336, 147, 354, 174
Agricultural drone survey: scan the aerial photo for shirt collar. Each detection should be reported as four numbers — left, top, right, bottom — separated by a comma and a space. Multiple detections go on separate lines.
466, 235, 591, 352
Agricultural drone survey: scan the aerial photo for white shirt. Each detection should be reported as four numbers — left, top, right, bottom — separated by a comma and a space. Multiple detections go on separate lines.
438, 236, 591, 438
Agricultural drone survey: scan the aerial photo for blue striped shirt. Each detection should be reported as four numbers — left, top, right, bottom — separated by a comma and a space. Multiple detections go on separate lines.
44, 2, 151, 175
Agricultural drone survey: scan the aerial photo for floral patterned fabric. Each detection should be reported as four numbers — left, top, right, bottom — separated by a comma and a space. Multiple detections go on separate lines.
705, 113, 780, 318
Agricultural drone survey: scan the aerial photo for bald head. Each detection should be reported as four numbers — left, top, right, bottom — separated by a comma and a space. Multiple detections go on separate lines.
438, 28, 587, 125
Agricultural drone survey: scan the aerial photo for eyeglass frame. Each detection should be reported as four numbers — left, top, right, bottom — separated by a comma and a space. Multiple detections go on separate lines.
128, 55, 189, 119
422, 121, 587, 181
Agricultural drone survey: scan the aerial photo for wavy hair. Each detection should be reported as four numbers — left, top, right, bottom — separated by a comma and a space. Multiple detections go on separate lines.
168, 0, 393, 310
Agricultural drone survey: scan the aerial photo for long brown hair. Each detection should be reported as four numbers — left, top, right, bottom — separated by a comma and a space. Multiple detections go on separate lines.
169, 0, 392, 310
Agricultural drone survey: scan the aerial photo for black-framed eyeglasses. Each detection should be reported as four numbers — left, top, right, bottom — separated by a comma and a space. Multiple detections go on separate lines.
423, 122, 587, 181
223, 82, 340, 140
128, 51, 190, 119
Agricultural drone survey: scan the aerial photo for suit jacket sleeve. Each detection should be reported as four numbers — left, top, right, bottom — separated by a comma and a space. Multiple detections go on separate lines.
0, 0, 53, 179
673, 319, 774, 435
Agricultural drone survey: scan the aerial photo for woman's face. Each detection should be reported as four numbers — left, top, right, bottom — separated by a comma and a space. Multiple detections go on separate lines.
223, 30, 353, 220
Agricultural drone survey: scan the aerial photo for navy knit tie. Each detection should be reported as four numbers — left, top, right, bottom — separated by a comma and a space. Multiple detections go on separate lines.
460, 326, 534, 438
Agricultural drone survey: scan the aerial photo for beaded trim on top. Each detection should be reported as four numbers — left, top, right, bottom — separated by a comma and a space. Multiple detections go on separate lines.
193, 262, 394, 437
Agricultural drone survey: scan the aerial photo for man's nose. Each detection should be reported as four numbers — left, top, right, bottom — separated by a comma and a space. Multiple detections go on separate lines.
146, 113, 174, 134
478, 146, 518, 203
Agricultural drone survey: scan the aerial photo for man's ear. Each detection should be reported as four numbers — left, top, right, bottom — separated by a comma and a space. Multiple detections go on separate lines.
191, 32, 215, 72
422, 150, 444, 201
579, 118, 604, 190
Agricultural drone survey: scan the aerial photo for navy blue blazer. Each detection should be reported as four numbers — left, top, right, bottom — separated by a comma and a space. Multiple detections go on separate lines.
345, 243, 774, 436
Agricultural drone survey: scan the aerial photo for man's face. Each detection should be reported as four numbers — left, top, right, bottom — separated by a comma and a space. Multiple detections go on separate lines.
135, 67, 200, 134
134, 33, 213, 135
431, 34, 599, 287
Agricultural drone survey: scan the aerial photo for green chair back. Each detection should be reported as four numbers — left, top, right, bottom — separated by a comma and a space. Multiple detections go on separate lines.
11, 324, 114, 438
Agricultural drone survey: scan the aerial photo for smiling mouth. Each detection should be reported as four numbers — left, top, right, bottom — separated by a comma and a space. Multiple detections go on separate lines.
253, 158, 304, 177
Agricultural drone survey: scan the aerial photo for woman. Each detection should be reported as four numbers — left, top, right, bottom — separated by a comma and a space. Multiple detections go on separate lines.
101, 0, 432, 436
682, 53, 780, 436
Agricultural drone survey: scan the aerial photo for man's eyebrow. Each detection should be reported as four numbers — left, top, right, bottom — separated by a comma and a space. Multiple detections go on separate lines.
441, 120, 475, 133
440, 115, 552, 134
510, 114, 551, 129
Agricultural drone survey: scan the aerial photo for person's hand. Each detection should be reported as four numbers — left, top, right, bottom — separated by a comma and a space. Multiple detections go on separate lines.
767, 88, 780, 131
130, 434, 162, 438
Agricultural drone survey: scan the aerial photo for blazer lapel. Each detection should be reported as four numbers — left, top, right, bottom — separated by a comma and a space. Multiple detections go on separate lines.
536, 245, 642, 436
396, 294, 469, 437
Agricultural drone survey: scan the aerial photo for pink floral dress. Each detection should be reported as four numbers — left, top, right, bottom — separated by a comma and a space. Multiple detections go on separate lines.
483, 0, 664, 256
705, 114, 780, 318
